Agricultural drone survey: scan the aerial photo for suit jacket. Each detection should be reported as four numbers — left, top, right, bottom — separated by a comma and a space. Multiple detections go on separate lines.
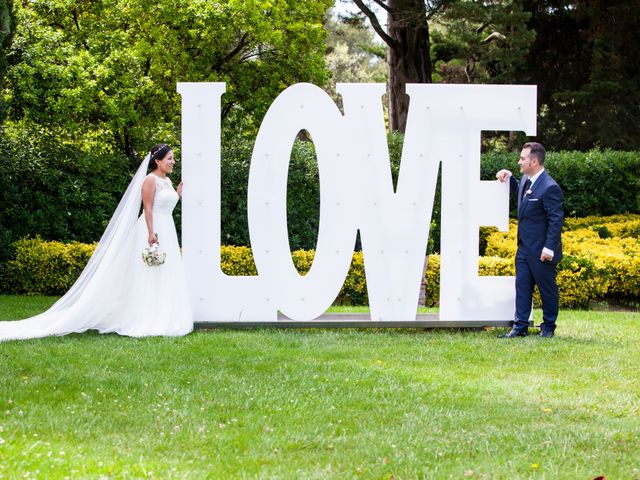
509, 170, 564, 264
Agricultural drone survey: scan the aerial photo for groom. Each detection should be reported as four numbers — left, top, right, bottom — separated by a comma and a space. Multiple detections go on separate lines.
496, 142, 564, 338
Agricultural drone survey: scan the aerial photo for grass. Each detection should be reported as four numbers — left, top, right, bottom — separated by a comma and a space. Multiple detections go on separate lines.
0, 295, 639, 479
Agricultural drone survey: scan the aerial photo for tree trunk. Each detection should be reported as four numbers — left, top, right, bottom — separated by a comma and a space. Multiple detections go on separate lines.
386, 0, 432, 133
352, 0, 434, 133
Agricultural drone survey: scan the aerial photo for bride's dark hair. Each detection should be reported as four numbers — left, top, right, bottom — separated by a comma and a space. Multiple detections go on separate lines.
149, 143, 171, 171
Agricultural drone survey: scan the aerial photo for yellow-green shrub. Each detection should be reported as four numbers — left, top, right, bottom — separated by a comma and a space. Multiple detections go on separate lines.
554, 256, 610, 308
424, 255, 440, 307
479, 256, 515, 276
487, 215, 640, 259
338, 252, 367, 305
564, 214, 640, 232
485, 220, 518, 258
5, 237, 96, 295
5, 225, 638, 308
220, 246, 258, 276
219, 246, 367, 305
291, 249, 315, 275
566, 216, 640, 240
424, 255, 515, 307
562, 230, 640, 298
484, 216, 640, 305
427, 254, 608, 308
604, 256, 640, 297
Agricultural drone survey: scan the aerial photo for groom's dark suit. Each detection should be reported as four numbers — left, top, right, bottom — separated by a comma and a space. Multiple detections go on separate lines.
509, 170, 564, 333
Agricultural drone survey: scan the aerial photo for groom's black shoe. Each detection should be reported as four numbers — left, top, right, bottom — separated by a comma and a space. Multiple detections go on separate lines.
498, 329, 528, 338
539, 330, 555, 338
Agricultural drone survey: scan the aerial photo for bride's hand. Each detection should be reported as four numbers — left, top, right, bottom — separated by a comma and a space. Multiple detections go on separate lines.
148, 233, 158, 246
177, 181, 183, 198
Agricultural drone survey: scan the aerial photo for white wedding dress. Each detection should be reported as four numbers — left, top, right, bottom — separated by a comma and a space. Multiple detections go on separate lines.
0, 156, 193, 341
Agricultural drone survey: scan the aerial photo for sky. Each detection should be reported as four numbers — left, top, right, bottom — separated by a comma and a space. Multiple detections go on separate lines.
332, 0, 387, 29
331, 0, 387, 40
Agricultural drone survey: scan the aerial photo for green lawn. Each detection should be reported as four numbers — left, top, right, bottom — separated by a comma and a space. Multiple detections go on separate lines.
0, 295, 639, 479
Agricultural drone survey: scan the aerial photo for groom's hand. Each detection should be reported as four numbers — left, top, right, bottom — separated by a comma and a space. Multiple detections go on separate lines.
540, 252, 553, 262
177, 181, 184, 198
496, 169, 511, 183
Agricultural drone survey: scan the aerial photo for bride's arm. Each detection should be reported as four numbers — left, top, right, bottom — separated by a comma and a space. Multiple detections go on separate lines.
141, 177, 157, 245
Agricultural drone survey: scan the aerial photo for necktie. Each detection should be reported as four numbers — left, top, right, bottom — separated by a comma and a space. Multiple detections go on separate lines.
520, 179, 531, 201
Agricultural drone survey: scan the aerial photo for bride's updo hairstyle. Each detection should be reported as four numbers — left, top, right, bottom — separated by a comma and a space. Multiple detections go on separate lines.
148, 143, 171, 172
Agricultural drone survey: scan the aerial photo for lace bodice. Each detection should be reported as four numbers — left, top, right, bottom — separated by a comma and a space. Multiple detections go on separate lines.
149, 174, 179, 214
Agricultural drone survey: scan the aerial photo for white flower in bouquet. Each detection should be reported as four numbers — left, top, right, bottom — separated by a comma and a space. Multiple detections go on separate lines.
142, 240, 166, 267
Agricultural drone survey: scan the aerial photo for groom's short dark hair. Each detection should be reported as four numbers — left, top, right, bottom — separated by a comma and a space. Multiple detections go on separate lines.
523, 142, 545, 165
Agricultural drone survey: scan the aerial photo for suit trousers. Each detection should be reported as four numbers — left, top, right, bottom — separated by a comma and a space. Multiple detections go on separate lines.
514, 248, 559, 332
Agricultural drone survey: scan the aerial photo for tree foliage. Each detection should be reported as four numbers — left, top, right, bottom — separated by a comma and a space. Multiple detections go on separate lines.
324, 13, 386, 101
431, 2, 534, 85
521, 0, 640, 150
429, 1, 535, 150
348, 0, 532, 133
0, 0, 13, 119
4, 0, 332, 157
0, 0, 11, 66
352, 0, 446, 132
347, 0, 639, 150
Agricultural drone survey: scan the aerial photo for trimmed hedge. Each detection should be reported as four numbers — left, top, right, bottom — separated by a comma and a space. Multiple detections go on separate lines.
481, 150, 640, 217
220, 245, 368, 305
424, 253, 616, 309
3, 130, 638, 261
0, 134, 324, 260
485, 214, 640, 307
219, 140, 322, 250
3, 240, 370, 306
227, 145, 640, 253
5, 214, 639, 309
4, 237, 95, 295
0, 134, 132, 267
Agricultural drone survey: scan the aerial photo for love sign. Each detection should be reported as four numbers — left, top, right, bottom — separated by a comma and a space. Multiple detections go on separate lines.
177, 83, 536, 322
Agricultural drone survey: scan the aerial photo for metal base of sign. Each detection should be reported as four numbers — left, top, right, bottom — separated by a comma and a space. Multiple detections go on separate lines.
195, 313, 528, 329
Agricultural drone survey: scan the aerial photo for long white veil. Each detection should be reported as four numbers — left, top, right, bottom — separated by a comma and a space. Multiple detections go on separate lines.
0, 155, 152, 341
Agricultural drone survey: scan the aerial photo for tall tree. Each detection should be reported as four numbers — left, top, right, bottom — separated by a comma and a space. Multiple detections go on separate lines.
4, 0, 332, 158
352, 0, 449, 133
521, 0, 640, 150
428, 1, 534, 150
431, 2, 534, 85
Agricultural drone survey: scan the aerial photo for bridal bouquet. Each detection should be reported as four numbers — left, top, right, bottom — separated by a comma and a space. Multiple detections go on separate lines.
142, 241, 166, 267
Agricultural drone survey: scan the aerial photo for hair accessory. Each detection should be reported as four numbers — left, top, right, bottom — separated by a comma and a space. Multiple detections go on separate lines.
152, 144, 170, 160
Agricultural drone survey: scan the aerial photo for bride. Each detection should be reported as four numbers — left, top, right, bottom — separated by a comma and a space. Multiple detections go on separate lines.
0, 144, 193, 341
